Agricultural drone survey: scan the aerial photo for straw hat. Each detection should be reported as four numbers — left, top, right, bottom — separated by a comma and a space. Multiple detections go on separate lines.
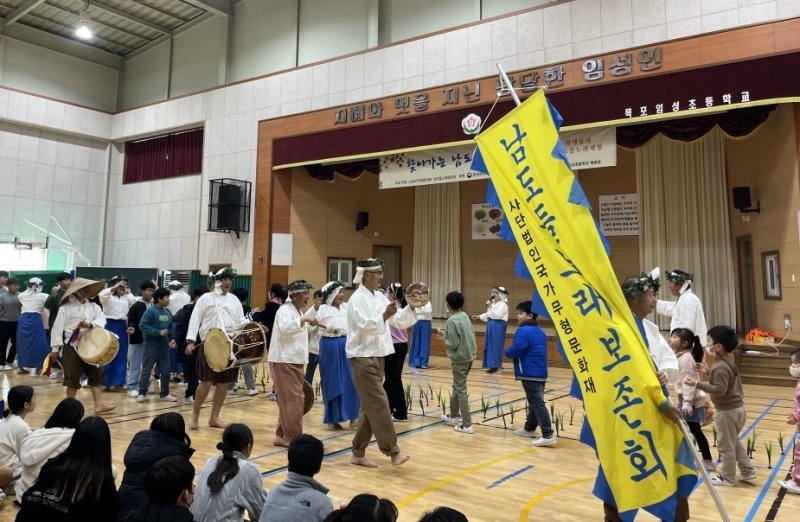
60, 277, 106, 304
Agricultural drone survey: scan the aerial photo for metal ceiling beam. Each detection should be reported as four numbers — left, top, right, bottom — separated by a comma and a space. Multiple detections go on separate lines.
5, 0, 46, 26
24, 12, 133, 54
90, 0, 172, 35
123, 11, 214, 59
181, 0, 230, 18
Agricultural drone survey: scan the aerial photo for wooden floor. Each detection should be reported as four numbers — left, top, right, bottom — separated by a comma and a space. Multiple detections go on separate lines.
0, 358, 798, 521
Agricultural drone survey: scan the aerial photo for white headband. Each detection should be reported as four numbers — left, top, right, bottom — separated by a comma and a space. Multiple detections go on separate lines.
353, 265, 382, 285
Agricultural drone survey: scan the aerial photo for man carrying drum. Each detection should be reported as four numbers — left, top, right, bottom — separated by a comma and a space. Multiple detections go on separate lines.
185, 267, 246, 430
49, 277, 116, 414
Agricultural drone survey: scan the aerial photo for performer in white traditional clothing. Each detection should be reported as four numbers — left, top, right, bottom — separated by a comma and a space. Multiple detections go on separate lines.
185, 268, 246, 429
98, 276, 138, 388
316, 281, 359, 430
268, 280, 318, 447
656, 269, 708, 344
167, 280, 190, 315
347, 258, 417, 467
471, 286, 509, 373
16, 278, 49, 374
49, 278, 115, 414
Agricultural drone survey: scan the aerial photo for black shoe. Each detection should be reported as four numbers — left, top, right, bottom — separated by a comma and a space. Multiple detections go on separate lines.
486, 368, 498, 374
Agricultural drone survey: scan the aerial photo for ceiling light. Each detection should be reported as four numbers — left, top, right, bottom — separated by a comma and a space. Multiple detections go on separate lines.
75, 8, 93, 39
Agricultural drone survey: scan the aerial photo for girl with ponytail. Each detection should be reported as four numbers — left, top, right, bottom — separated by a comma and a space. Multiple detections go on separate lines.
191, 423, 267, 521
669, 328, 714, 471
0, 385, 35, 494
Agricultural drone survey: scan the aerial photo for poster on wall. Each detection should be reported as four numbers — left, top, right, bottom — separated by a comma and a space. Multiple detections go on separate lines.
471, 203, 504, 240
560, 126, 617, 170
598, 193, 639, 236
379, 146, 488, 189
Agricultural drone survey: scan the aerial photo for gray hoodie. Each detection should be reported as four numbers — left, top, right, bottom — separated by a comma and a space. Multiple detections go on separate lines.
259, 472, 332, 522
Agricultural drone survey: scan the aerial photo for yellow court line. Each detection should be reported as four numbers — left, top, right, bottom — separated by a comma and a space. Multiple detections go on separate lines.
396, 448, 533, 509
518, 476, 594, 522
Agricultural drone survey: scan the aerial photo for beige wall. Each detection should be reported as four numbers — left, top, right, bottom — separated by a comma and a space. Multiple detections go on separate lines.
728, 104, 800, 338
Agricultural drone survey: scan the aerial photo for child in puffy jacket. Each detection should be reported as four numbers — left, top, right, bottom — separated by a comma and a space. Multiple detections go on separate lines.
504, 301, 555, 447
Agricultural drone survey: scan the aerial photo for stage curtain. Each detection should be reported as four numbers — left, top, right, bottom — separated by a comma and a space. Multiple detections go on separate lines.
636, 128, 735, 330
412, 183, 461, 318
124, 129, 204, 184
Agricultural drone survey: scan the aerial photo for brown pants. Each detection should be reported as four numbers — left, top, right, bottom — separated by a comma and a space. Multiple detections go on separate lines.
603, 496, 689, 521
715, 406, 754, 482
62, 344, 104, 389
350, 356, 399, 458
273, 362, 304, 442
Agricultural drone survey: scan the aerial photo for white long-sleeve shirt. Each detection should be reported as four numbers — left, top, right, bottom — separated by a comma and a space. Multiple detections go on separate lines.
414, 301, 432, 321
50, 300, 107, 349
268, 302, 316, 364
316, 304, 348, 337
479, 299, 509, 322
17, 426, 75, 499
186, 290, 245, 342
656, 288, 707, 342
642, 318, 680, 384
0, 414, 31, 479
345, 285, 417, 358
18, 289, 47, 314
168, 290, 190, 315
99, 288, 137, 320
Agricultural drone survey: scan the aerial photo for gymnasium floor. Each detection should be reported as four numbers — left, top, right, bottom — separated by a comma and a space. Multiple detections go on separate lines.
0, 360, 797, 521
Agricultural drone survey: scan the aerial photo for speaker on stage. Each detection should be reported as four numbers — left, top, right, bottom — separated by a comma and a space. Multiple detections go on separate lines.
732, 186, 760, 214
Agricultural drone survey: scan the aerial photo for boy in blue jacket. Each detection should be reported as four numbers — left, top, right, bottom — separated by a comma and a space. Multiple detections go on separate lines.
504, 301, 556, 447
137, 288, 176, 403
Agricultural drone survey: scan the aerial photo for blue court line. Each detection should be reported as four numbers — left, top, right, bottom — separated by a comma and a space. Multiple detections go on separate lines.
486, 464, 534, 489
743, 433, 796, 522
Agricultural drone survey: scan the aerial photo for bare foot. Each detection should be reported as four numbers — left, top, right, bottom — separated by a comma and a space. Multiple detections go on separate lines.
95, 404, 116, 414
273, 436, 290, 448
326, 423, 343, 431
391, 453, 410, 466
17, 369, 29, 374
189, 412, 200, 430
208, 417, 227, 429
349, 420, 358, 429
350, 456, 378, 468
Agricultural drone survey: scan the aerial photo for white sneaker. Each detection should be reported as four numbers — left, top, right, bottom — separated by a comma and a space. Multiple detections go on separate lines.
184, 396, 194, 405
532, 435, 557, 447
247, 389, 259, 396
710, 475, 735, 487
2, 365, 14, 371
440, 415, 461, 426
454, 424, 474, 434
739, 470, 757, 483
778, 480, 800, 494
127, 390, 139, 398
159, 395, 178, 402
49, 370, 61, 380
136, 395, 147, 403
514, 428, 539, 438
232, 383, 240, 392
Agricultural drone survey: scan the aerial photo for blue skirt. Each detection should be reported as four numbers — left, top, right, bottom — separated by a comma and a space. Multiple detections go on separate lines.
481, 319, 507, 369
103, 319, 129, 387
408, 320, 432, 368
319, 336, 360, 424
678, 395, 707, 424
17, 313, 49, 371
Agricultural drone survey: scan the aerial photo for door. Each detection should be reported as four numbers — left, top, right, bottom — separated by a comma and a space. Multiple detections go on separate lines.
373, 245, 401, 286
736, 235, 756, 332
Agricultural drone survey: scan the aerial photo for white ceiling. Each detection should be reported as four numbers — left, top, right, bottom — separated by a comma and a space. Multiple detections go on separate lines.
0, 0, 234, 58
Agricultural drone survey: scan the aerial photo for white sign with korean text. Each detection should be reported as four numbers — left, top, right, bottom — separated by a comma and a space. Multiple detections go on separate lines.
560, 126, 617, 170
471, 203, 505, 240
599, 194, 639, 236
378, 146, 488, 189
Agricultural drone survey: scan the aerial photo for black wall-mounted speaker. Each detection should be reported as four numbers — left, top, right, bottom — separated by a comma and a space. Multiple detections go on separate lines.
356, 211, 369, 231
732, 186, 751, 210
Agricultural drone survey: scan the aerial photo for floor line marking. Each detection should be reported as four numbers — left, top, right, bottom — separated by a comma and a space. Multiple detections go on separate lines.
743, 439, 793, 522
517, 476, 594, 521
487, 465, 535, 489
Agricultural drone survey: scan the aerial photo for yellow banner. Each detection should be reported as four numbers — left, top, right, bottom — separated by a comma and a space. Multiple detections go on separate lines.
475, 91, 685, 512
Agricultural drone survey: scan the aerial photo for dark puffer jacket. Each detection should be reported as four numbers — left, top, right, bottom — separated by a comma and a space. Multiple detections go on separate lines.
117, 430, 195, 514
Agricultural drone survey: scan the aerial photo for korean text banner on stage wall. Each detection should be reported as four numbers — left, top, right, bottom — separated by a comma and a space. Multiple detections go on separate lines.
378, 146, 488, 189
473, 90, 692, 515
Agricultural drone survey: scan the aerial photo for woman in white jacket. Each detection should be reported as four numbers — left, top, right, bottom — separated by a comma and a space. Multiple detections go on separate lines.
17, 398, 84, 500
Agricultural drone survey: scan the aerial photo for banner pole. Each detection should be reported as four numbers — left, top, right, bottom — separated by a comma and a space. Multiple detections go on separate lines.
496, 64, 521, 106
678, 420, 730, 522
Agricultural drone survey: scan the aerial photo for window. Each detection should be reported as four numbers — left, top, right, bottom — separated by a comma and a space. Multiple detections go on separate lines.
762, 250, 781, 300
327, 258, 354, 287
124, 128, 203, 184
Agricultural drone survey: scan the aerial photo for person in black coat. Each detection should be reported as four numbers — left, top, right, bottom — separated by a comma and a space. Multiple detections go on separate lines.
173, 287, 209, 403
118, 455, 196, 522
117, 413, 194, 515
252, 283, 288, 400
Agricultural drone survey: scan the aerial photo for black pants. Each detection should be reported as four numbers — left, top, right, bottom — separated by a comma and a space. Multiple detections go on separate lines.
0, 321, 18, 366
687, 420, 713, 460
177, 347, 198, 399
383, 342, 408, 420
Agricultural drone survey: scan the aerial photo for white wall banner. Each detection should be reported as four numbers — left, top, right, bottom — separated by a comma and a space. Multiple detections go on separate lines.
378, 146, 488, 189
471, 203, 504, 240
561, 126, 617, 170
598, 193, 639, 236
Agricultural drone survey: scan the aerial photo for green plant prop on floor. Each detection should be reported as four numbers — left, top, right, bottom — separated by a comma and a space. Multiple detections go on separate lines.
499, 406, 507, 429
440, 397, 447, 418
549, 402, 555, 422
765, 441, 773, 469
712, 425, 717, 447
482, 395, 490, 419
508, 403, 516, 426
559, 412, 566, 433
405, 384, 412, 410
778, 432, 785, 455
435, 388, 443, 407
750, 430, 759, 455
428, 383, 434, 400
569, 404, 575, 425
494, 397, 501, 416
418, 398, 425, 417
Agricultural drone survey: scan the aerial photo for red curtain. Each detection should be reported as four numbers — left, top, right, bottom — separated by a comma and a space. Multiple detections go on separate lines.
304, 160, 379, 181
124, 129, 204, 184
